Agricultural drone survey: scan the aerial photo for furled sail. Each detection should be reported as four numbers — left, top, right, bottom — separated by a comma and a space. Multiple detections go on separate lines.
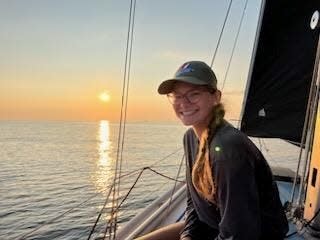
240, 0, 320, 144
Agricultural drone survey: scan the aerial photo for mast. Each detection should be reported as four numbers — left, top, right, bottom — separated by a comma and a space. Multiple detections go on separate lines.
304, 98, 320, 232
304, 10, 320, 232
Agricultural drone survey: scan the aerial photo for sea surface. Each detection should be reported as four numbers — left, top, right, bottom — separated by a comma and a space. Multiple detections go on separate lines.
0, 120, 301, 240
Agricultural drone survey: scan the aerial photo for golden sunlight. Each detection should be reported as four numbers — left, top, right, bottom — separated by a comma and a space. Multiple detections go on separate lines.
98, 91, 110, 102
92, 120, 113, 196
98, 120, 111, 166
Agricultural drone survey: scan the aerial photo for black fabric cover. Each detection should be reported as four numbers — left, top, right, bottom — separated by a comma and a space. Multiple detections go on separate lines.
240, 0, 320, 144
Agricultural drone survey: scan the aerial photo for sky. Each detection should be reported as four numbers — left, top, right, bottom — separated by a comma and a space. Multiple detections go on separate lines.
0, 0, 262, 122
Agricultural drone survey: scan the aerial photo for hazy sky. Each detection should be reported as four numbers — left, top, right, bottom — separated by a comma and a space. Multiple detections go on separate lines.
0, 0, 262, 122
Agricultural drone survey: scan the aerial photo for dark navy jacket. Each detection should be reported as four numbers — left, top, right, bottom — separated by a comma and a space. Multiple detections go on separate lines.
180, 121, 288, 240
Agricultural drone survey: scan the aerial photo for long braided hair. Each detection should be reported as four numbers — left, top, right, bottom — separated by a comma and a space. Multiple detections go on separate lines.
191, 103, 225, 203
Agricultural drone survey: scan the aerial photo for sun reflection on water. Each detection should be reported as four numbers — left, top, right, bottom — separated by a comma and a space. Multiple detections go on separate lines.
94, 120, 113, 194
99, 120, 111, 166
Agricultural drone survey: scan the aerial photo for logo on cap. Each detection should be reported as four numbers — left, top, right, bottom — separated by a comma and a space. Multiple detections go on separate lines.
176, 63, 194, 75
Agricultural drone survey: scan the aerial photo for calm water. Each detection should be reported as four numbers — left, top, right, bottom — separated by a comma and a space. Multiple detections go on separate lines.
0, 121, 300, 239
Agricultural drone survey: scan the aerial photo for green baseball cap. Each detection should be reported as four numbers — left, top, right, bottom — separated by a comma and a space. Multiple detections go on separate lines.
158, 61, 217, 94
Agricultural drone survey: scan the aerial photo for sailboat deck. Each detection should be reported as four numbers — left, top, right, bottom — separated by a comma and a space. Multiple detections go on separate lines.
278, 181, 304, 240
118, 179, 309, 239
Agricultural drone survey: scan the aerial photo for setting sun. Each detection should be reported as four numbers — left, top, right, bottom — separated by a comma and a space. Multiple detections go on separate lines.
99, 92, 110, 102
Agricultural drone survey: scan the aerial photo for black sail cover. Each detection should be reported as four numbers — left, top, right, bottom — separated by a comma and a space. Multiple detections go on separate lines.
240, 0, 320, 144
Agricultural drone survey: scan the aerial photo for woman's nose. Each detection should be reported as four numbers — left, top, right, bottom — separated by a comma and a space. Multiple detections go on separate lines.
177, 97, 192, 107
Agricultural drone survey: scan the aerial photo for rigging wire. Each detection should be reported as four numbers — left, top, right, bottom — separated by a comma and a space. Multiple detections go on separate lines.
210, 0, 233, 68
149, 147, 183, 167
112, 0, 137, 237
103, 167, 144, 240
221, 0, 248, 91
16, 162, 154, 240
290, 34, 320, 205
19, 163, 146, 240
89, 144, 183, 239
18, 144, 182, 240
285, 207, 320, 238
146, 167, 185, 183
120, 178, 178, 210
87, 184, 115, 240
87, 148, 182, 239
101, 166, 185, 239
17, 158, 184, 240
120, 147, 183, 179
88, 171, 140, 239
110, 148, 184, 214
108, 0, 137, 238
16, 0, 185, 232
16, 191, 102, 240
158, 154, 185, 226
257, 138, 280, 168
296, 49, 320, 207
110, 167, 185, 216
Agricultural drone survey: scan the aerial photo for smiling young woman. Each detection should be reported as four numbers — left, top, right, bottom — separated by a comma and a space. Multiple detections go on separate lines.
135, 61, 288, 240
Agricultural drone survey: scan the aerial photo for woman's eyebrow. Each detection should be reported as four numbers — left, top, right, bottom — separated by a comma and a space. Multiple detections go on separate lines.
173, 88, 203, 94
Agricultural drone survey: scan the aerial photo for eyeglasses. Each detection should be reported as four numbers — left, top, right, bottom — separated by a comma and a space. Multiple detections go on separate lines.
167, 88, 215, 105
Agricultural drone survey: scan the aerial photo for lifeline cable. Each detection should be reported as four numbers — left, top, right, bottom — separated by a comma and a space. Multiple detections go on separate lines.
158, 154, 185, 226
87, 158, 183, 239
102, 166, 184, 239
146, 167, 185, 183
16, 168, 143, 240
103, 168, 144, 240
16, 191, 102, 240
87, 184, 115, 240
257, 138, 279, 168
15, 148, 182, 238
149, 147, 183, 168
87, 148, 183, 239
17, 173, 131, 240
114, 167, 185, 212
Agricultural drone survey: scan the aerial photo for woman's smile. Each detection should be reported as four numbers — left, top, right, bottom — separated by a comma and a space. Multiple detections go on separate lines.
179, 109, 198, 117
171, 82, 220, 134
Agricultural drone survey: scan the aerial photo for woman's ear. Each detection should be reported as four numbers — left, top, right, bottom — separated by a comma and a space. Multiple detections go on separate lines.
213, 90, 221, 104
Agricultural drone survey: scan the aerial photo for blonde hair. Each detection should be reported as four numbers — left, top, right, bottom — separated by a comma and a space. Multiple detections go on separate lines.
191, 103, 225, 203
